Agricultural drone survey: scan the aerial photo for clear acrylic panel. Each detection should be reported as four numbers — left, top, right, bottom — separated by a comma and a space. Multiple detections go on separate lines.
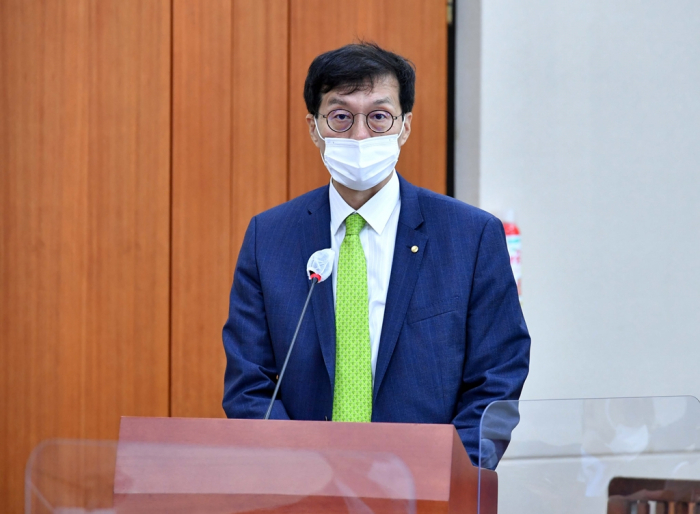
25, 439, 118, 514
478, 396, 700, 514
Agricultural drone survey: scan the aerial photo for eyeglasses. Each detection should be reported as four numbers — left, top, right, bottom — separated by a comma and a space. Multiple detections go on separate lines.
319, 109, 403, 134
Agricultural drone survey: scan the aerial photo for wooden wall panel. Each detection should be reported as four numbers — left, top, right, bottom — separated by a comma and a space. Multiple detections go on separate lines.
170, 0, 288, 418
82, 0, 171, 429
0, 1, 171, 512
231, 0, 289, 256
289, 0, 448, 198
171, 0, 233, 418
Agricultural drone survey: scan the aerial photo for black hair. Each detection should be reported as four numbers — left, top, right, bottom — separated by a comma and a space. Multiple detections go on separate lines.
303, 42, 416, 117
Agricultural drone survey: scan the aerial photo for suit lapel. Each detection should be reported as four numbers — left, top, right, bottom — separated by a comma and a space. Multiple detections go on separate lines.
373, 177, 427, 401
301, 188, 337, 388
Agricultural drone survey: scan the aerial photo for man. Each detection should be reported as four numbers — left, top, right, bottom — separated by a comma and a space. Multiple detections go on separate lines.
222, 43, 530, 463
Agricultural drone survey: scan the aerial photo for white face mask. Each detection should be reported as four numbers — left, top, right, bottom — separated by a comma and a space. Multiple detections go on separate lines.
315, 117, 405, 191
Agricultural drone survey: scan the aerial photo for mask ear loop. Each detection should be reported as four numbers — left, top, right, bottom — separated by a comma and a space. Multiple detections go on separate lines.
314, 116, 330, 169
314, 116, 326, 142
397, 115, 406, 140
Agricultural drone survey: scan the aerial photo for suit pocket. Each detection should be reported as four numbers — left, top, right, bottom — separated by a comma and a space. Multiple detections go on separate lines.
406, 296, 459, 325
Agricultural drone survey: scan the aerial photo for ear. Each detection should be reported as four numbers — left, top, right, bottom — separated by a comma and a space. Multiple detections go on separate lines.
398, 112, 412, 147
306, 114, 323, 149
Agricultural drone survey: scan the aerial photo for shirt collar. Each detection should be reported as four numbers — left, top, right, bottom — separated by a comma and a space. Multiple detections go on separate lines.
329, 172, 401, 236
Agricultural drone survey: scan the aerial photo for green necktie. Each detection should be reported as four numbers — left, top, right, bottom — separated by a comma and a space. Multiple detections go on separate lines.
333, 213, 372, 422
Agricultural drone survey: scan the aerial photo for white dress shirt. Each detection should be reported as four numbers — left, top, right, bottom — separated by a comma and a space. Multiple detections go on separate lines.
329, 172, 401, 382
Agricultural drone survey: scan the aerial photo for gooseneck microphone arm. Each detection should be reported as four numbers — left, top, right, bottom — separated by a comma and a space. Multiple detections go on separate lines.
263, 274, 320, 420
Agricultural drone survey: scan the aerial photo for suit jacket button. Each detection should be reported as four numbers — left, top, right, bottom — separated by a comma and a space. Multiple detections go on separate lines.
411, 245, 419, 253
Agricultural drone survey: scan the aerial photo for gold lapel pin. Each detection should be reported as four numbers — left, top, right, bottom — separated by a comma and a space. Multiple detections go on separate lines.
411, 245, 419, 253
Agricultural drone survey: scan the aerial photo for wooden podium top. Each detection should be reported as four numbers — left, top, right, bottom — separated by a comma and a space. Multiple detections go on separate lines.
115, 417, 496, 514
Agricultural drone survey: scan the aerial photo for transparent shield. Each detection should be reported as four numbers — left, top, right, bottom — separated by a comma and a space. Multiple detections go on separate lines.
478, 396, 700, 514
25, 439, 118, 514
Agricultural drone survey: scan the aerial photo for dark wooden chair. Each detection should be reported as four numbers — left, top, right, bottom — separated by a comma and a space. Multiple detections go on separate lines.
608, 477, 700, 514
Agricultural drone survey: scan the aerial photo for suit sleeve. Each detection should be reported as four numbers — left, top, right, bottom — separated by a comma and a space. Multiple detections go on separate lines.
452, 216, 530, 467
222, 216, 290, 420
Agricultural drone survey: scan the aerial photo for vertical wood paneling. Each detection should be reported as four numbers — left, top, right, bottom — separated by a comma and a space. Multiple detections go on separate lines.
83, 0, 171, 433
170, 0, 288, 418
171, 0, 233, 418
231, 0, 289, 258
288, 0, 447, 197
0, 1, 171, 512
1, 9, 89, 511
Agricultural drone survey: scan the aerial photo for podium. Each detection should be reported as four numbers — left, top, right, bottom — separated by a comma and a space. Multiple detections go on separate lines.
114, 417, 497, 513
26, 397, 700, 513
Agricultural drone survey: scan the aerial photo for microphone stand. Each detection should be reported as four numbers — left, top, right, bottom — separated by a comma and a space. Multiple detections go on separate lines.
264, 275, 319, 420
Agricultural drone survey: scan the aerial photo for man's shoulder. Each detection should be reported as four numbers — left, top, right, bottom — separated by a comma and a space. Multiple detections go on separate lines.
403, 179, 497, 230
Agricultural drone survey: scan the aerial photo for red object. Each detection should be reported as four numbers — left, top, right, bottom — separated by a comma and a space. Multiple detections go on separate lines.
309, 273, 322, 282
114, 417, 498, 513
502, 211, 522, 301
502, 221, 519, 238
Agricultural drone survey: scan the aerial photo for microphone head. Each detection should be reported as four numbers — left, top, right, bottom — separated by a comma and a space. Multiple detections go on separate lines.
307, 249, 335, 283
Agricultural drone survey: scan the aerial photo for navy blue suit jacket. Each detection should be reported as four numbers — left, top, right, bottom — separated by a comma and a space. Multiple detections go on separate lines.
222, 175, 530, 461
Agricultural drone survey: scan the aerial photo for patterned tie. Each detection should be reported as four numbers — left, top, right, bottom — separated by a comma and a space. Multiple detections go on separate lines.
333, 213, 372, 422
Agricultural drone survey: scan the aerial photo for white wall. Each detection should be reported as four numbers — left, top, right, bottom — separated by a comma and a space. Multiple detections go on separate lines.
455, 0, 700, 401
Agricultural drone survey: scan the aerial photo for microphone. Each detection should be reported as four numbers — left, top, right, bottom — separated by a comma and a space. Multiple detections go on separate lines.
264, 249, 335, 420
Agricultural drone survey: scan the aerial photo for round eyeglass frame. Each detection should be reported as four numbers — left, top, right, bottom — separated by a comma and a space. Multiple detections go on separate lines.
319, 109, 404, 134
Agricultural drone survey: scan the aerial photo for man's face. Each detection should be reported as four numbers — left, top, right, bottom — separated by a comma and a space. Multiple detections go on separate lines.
306, 75, 412, 152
